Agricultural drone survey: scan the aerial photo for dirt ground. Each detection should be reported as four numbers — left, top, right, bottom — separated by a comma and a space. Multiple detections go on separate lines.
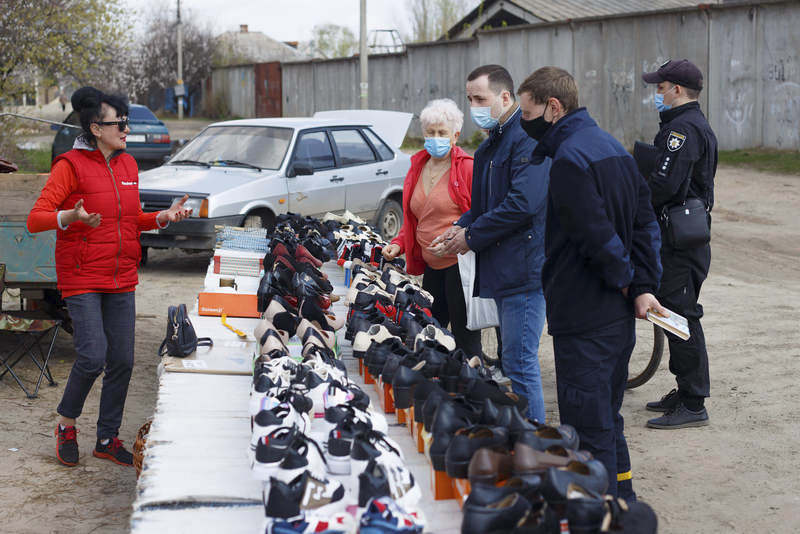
0, 165, 798, 533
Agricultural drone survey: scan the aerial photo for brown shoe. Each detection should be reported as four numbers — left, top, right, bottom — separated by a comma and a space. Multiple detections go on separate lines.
513, 442, 593, 476
467, 446, 513, 485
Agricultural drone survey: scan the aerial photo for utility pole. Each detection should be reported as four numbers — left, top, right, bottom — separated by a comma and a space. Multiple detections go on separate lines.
359, 0, 368, 109
176, 0, 184, 119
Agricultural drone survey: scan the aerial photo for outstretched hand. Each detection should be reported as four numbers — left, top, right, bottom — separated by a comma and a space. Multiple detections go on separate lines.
70, 199, 101, 228
157, 194, 193, 225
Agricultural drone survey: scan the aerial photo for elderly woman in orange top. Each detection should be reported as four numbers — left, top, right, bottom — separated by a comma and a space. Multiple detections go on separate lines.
383, 98, 481, 356
27, 87, 192, 468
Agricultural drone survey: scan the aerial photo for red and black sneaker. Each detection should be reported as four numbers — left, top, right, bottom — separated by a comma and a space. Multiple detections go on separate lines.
55, 425, 79, 467
93, 437, 133, 466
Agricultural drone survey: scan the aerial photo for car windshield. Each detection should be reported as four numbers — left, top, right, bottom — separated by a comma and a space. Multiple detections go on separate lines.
129, 106, 159, 122
171, 126, 293, 171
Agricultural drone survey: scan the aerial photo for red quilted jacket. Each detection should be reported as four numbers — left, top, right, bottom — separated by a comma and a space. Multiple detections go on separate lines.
52, 148, 143, 292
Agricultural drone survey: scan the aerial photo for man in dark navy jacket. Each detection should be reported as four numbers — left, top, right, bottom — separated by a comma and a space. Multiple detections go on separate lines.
432, 65, 552, 424
517, 66, 664, 500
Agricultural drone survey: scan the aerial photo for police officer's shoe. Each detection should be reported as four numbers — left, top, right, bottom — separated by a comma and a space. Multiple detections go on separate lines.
645, 388, 680, 412
646, 403, 709, 429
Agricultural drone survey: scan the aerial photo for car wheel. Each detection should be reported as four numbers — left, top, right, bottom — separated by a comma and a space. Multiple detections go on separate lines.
376, 199, 403, 241
243, 209, 275, 231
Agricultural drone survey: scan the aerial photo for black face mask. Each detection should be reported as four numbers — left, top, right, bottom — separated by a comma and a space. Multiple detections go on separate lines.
520, 115, 552, 141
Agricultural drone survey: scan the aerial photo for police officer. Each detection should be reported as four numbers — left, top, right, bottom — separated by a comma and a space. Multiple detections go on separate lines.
641, 59, 717, 429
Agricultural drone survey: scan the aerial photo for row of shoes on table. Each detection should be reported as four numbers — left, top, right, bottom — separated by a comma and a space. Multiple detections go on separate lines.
344, 257, 658, 534
249, 214, 425, 533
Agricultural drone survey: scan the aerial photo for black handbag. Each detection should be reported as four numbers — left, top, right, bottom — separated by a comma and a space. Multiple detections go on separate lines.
158, 304, 213, 357
660, 170, 710, 250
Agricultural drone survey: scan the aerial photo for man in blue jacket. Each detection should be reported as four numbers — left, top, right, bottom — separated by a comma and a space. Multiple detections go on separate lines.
517, 66, 665, 500
431, 64, 551, 424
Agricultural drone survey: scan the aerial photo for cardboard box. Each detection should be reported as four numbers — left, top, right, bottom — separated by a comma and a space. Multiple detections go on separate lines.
198, 292, 259, 318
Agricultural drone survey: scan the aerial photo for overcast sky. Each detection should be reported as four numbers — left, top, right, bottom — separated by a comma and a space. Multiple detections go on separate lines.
123, 0, 430, 42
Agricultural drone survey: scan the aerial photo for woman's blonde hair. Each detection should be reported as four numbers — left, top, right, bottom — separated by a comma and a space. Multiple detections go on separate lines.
420, 98, 464, 134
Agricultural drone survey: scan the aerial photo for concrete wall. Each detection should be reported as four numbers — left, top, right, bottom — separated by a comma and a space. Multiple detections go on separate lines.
280, 1, 799, 150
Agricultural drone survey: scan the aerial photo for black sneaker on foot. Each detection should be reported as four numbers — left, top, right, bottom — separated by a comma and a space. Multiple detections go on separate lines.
645, 388, 680, 412
646, 403, 709, 429
55, 425, 79, 467
93, 437, 134, 466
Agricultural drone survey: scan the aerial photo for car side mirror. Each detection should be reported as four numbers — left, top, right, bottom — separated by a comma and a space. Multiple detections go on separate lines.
289, 163, 314, 177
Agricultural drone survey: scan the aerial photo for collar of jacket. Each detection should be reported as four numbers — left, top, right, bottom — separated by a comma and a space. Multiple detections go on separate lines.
532, 107, 596, 161
72, 135, 125, 162
489, 104, 521, 141
658, 100, 700, 125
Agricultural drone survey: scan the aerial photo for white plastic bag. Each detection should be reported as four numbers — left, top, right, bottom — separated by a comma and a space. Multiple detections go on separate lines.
457, 250, 500, 330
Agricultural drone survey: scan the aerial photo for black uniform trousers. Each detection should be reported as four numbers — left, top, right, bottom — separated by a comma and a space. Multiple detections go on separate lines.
657, 239, 711, 407
553, 318, 635, 500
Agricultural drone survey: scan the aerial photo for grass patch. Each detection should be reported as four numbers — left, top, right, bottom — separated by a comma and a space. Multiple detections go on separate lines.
719, 149, 800, 176
15, 148, 51, 174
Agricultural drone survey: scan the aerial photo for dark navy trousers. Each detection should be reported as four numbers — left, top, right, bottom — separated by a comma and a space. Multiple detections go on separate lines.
58, 291, 136, 439
553, 318, 636, 500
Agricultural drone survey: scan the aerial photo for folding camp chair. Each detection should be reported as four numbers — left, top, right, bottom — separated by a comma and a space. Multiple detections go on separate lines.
0, 312, 60, 398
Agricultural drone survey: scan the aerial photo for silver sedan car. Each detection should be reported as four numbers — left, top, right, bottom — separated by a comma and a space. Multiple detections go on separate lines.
138, 110, 411, 253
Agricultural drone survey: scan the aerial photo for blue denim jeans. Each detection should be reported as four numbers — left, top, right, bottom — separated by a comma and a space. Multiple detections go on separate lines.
494, 289, 546, 423
57, 291, 136, 439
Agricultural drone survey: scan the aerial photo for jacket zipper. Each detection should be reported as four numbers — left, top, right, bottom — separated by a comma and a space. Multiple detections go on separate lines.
105, 158, 123, 289
488, 160, 494, 208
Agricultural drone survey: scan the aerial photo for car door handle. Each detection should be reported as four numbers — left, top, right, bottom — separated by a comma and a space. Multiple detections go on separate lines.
329, 176, 344, 182
375, 169, 389, 176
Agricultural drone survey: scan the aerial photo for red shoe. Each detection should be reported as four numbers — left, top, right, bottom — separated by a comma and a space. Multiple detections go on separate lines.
93, 437, 133, 466
55, 425, 79, 467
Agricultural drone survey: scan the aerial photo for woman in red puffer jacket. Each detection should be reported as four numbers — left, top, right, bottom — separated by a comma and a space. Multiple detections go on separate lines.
27, 87, 192, 468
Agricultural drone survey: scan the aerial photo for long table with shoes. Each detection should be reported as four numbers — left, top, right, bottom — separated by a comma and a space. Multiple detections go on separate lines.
131, 261, 461, 534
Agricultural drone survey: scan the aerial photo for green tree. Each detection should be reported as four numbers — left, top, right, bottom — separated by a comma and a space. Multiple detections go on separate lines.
0, 0, 129, 103
309, 24, 358, 59
408, 0, 470, 42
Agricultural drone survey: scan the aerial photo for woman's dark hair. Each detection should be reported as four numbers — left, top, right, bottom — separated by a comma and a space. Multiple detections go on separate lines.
71, 86, 129, 144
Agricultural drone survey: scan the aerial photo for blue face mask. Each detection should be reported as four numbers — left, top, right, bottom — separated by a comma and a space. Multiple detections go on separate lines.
424, 137, 451, 158
470, 106, 499, 130
654, 86, 677, 112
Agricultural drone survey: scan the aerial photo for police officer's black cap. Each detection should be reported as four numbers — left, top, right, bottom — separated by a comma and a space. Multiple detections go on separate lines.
642, 59, 703, 91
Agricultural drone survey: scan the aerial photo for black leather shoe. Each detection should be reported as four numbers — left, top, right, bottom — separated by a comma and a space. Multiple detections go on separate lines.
496, 405, 540, 443
461, 493, 531, 534
646, 403, 709, 429
517, 423, 580, 451
414, 339, 450, 379
465, 378, 529, 414
645, 388, 680, 413
543, 483, 605, 534
365, 338, 410, 378
421, 384, 451, 432
466, 475, 542, 507
540, 460, 609, 503
391, 361, 427, 409
602, 497, 658, 534
413, 379, 443, 424
445, 425, 510, 479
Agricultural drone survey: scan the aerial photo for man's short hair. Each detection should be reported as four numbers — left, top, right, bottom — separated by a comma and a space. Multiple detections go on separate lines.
684, 86, 701, 99
517, 67, 579, 113
468, 64, 515, 99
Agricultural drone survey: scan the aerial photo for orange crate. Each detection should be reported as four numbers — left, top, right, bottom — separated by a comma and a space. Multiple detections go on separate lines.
375, 377, 395, 414
430, 463, 456, 500
415, 422, 424, 453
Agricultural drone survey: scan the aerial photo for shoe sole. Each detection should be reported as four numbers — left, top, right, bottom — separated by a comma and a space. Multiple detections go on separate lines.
92, 450, 133, 466
645, 406, 672, 413
646, 419, 709, 429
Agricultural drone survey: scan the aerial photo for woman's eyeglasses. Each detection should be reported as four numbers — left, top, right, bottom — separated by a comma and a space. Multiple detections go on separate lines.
93, 118, 129, 132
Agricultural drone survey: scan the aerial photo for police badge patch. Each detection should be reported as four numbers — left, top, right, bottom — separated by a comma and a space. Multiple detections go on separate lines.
667, 131, 686, 152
